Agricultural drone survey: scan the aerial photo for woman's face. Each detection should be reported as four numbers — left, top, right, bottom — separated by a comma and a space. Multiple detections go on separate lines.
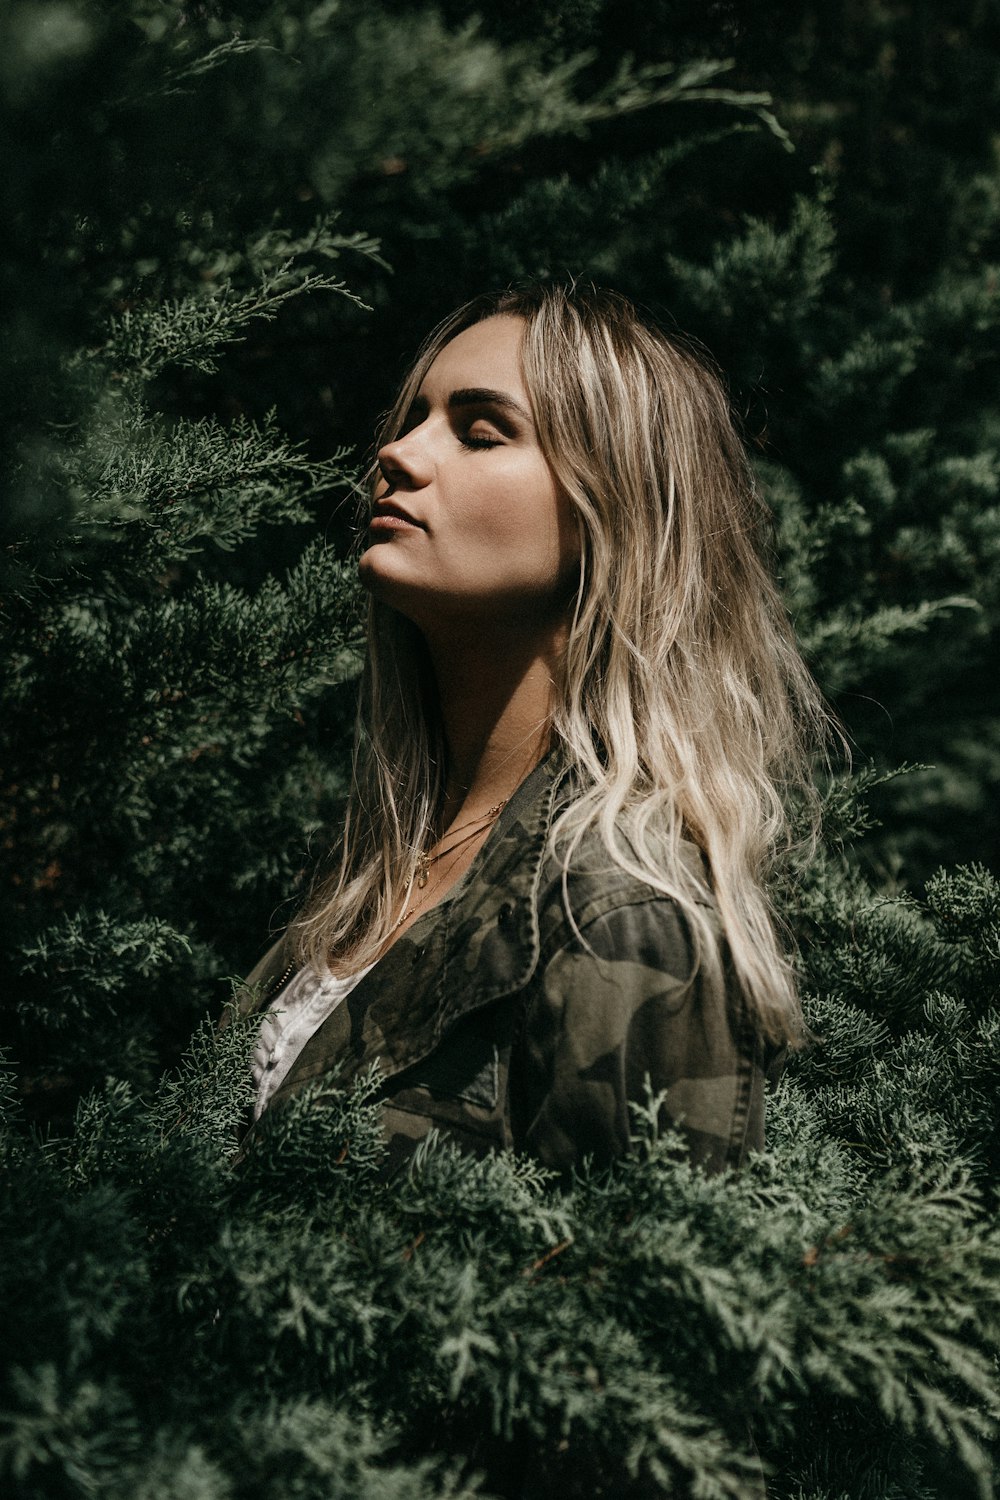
359, 315, 580, 635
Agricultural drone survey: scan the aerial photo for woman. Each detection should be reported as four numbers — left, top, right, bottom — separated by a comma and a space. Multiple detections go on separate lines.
234, 281, 828, 1176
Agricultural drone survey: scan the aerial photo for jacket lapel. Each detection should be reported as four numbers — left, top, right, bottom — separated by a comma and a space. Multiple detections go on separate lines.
265, 751, 564, 1104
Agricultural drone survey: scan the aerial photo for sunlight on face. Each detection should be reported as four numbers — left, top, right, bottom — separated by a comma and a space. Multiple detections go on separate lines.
359, 316, 580, 637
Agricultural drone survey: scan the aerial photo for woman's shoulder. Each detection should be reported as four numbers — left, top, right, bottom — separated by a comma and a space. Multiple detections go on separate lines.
512, 750, 716, 912
534, 786, 721, 967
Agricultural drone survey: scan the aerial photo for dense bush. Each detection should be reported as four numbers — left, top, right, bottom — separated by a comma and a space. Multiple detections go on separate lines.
2, 2, 999, 1494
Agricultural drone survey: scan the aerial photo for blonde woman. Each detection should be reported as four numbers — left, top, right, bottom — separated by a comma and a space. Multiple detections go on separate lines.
235, 282, 828, 1174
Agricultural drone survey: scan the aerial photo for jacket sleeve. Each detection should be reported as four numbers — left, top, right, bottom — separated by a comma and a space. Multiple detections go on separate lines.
513, 895, 767, 1174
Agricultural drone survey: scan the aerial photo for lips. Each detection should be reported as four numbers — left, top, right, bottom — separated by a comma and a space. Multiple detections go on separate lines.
370, 499, 425, 529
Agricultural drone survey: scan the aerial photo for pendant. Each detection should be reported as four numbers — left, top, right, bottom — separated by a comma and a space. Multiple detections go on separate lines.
417, 870, 428, 889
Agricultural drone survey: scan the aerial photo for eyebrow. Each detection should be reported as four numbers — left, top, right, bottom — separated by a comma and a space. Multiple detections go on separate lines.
447, 387, 532, 423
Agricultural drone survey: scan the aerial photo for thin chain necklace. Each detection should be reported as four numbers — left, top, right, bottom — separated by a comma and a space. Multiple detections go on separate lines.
394, 799, 507, 931
391, 719, 552, 935
415, 799, 507, 888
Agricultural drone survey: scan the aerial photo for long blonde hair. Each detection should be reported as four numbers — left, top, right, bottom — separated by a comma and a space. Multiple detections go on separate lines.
293, 282, 832, 1046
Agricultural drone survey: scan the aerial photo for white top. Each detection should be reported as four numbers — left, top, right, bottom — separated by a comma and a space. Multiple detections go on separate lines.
251, 961, 376, 1121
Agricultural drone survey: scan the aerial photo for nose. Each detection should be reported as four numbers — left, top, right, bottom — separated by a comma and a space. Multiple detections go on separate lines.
376, 430, 433, 494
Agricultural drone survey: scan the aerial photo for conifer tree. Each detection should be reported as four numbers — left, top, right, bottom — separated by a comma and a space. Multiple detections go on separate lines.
2, 3, 999, 1497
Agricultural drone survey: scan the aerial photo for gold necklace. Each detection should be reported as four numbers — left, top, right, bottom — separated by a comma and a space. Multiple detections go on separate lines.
415, 799, 507, 888
394, 799, 507, 931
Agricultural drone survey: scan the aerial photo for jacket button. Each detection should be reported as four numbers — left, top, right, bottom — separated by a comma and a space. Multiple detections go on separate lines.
498, 902, 515, 927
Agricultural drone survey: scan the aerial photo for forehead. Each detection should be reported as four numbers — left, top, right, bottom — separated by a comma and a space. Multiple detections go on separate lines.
419, 314, 528, 397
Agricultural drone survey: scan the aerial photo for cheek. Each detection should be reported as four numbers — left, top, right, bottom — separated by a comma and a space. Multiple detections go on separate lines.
470, 464, 576, 570
481, 510, 563, 590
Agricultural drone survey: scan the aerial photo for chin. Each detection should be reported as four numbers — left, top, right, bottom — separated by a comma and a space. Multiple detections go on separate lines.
357, 547, 396, 592
358, 553, 423, 616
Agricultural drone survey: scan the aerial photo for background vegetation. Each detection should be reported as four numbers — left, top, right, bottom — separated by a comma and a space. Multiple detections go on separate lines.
2, 2, 999, 1495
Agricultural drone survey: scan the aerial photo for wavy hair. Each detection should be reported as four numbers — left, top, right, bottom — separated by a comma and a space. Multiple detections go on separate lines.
292, 282, 833, 1046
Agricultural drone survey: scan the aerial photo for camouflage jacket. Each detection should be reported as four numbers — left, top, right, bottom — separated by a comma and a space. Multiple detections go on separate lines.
231, 753, 778, 1175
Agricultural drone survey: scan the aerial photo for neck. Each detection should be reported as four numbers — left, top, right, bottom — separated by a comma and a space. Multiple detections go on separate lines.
422, 621, 566, 831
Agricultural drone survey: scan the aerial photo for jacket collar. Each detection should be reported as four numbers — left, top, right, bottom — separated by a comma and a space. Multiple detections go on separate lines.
432, 744, 566, 1027
258, 748, 567, 1098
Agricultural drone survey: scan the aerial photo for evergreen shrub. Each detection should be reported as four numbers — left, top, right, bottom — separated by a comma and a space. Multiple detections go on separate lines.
3, 3, 1000, 1496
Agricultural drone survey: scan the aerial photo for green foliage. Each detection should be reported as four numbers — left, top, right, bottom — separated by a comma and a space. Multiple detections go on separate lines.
3, 2, 1000, 1496
2, 32, 380, 1109
2, 885, 1000, 1500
